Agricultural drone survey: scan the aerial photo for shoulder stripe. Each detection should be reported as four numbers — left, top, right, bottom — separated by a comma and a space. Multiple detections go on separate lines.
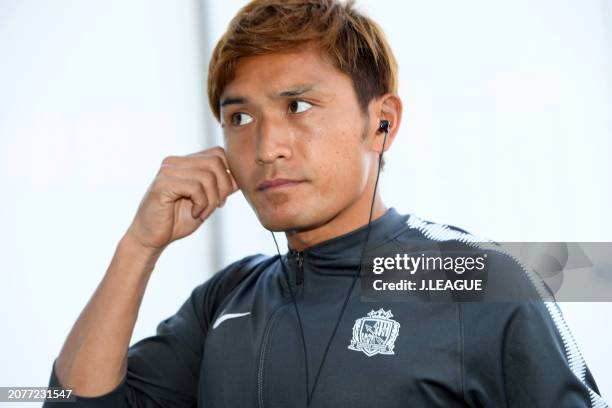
405, 214, 608, 407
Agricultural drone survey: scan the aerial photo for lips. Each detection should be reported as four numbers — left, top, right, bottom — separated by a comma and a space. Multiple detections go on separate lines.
257, 178, 303, 191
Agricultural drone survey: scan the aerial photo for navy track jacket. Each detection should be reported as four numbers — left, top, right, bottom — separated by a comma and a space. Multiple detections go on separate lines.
44, 208, 608, 407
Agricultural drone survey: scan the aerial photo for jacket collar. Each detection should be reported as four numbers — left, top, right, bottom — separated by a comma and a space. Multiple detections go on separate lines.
285, 207, 409, 271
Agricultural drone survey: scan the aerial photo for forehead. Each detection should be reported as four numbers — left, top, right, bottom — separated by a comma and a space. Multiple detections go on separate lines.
221, 48, 352, 100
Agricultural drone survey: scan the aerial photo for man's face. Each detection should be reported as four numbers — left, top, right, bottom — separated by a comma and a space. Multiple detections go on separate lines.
220, 48, 375, 232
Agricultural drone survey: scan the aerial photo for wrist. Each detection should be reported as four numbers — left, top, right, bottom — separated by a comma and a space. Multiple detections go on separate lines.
117, 231, 164, 273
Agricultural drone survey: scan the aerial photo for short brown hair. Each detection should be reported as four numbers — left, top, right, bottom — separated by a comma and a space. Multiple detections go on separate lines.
207, 0, 398, 122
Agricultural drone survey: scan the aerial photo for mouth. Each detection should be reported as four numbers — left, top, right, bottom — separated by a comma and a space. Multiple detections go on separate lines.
257, 178, 304, 192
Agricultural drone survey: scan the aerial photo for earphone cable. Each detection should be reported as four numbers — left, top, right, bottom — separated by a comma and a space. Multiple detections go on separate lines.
271, 125, 389, 407
271, 232, 311, 405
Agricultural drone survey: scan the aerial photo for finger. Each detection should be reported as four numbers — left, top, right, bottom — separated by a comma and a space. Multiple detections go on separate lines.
156, 176, 208, 219
198, 201, 217, 221
170, 155, 237, 204
197, 147, 237, 187
200, 155, 236, 205
206, 148, 239, 193
185, 146, 230, 169
197, 169, 221, 210
201, 146, 230, 168
161, 164, 226, 208
168, 148, 228, 170
167, 148, 239, 196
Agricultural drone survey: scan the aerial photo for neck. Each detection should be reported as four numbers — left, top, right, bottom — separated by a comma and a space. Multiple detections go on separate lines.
285, 192, 387, 252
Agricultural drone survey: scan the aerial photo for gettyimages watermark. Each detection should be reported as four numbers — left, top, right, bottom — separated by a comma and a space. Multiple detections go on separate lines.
359, 242, 612, 302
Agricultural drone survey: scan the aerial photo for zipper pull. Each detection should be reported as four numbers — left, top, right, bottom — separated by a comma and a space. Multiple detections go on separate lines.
296, 251, 304, 285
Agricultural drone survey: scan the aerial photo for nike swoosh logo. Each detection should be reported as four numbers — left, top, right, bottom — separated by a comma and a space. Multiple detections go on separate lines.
212, 312, 251, 330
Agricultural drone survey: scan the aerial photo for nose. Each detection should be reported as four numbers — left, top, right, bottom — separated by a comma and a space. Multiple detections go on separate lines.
255, 116, 292, 165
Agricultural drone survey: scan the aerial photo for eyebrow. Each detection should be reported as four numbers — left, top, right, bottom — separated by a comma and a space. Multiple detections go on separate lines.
274, 84, 316, 98
219, 83, 319, 109
220, 96, 246, 108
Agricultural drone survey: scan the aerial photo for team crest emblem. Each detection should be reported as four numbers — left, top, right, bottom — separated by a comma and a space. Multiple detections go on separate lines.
348, 308, 400, 357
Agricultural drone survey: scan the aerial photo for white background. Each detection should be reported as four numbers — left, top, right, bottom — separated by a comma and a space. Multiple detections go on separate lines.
1, 0, 610, 404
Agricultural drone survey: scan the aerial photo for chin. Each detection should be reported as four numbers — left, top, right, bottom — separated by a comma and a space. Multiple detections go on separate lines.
256, 209, 303, 232
254, 202, 318, 232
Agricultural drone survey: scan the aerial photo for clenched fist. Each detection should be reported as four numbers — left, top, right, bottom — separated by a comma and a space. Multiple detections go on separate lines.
125, 147, 239, 254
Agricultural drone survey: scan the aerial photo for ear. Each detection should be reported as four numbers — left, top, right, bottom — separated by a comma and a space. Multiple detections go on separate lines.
366, 93, 402, 154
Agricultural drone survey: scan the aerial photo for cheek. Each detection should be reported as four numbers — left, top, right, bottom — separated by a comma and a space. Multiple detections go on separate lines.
224, 139, 251, 186
308, 128, 367, 196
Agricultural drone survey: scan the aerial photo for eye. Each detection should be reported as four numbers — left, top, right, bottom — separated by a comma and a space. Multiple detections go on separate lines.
288, 100, 313, 114
230, 112, 254, 126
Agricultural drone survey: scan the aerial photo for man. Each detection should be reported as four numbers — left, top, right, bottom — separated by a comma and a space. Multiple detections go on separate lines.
45, 0, 607, 407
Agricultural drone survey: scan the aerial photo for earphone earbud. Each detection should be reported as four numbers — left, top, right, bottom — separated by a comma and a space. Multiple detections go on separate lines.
378, 119, 391, 134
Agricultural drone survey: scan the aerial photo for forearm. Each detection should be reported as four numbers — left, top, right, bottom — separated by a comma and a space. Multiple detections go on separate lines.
54, 232, 162, 397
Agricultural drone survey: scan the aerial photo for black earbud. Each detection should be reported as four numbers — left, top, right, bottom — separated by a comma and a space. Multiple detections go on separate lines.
378, 119, 391, 134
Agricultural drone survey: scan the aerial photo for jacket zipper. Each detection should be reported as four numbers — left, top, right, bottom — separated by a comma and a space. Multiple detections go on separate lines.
295, 251, 304, 285
256, 252, 305, 407
257, 251, 305, 407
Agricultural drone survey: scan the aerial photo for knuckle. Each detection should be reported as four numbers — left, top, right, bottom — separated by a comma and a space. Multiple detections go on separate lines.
159, 164, 171, 174
194, 181, 207, 196
161, 155, 177, 165
188, 178, 202, 191
209, 195, 220, 207
209, 155, 225, 168
221, 185, 233, 197
201, 171, 215, 184
148, 180, 163, 197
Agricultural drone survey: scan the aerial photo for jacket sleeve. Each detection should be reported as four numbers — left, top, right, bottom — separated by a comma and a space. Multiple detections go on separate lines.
43, 254, 265, 407
501, 300, 606, 407
461, 250, 608, 408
